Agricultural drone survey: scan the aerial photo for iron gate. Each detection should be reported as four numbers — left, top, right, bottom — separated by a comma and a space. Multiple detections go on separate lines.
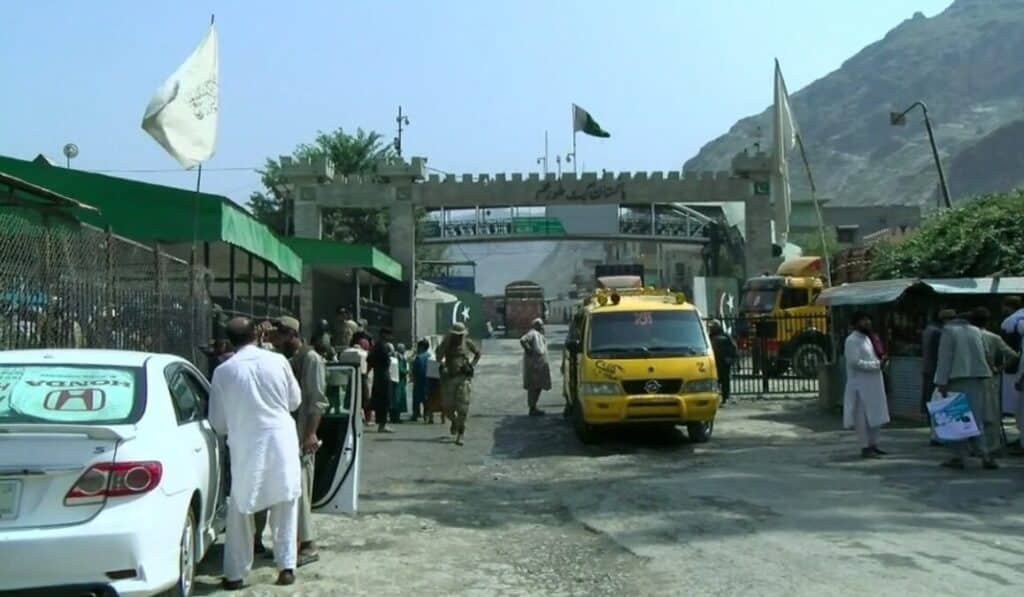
709, 314, 831, 397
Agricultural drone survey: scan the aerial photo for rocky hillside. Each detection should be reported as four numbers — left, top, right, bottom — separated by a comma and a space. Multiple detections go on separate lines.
684, 0, 1024, 208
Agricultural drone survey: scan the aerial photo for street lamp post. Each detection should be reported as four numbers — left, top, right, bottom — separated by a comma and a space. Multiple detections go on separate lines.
890, 102, 952, 209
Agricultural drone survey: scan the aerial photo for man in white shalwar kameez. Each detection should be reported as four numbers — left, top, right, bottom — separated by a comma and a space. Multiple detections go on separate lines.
520, 318, 552, 416
210, 318, 302, 589
843, 312, 890, 458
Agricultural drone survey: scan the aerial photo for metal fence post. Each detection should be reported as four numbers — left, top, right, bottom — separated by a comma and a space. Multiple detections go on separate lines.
106, 227, 115, 348
247, 253, 254, 319
263, 259, 270, 319
154, 242, 165, 352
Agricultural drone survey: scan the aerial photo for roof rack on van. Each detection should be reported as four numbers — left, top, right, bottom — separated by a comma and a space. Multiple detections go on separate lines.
587, 287, 688, 307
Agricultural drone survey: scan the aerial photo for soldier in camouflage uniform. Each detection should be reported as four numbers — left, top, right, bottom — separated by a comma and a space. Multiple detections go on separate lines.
437, 322, 481, 446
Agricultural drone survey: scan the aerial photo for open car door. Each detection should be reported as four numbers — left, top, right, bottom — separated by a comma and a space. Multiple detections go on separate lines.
311, 360, 363, 515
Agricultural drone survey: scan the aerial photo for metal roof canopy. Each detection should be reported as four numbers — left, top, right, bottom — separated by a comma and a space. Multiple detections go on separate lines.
283, 237, 402, 284
0, 155, 302, 281
0, 170, 99, 213
816, 277, 1024, 307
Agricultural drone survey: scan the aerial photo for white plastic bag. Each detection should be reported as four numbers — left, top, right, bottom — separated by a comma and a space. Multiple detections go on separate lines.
927, 391, 981, 441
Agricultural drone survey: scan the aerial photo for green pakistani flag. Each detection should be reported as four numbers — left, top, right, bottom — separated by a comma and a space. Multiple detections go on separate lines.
573, 104, 610, 138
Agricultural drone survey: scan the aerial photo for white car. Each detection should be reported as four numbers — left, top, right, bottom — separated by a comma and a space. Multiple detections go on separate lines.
0, 350, 225, 596
0, 349, 365, 596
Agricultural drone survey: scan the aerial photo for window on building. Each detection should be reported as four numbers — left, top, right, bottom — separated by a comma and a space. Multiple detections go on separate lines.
836, 225, 859, 244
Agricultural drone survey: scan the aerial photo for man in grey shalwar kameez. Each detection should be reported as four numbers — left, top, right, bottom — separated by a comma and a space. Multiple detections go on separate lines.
520, 318, 552, 416
934, 313, 1000, 470
969, 307, 1018, 454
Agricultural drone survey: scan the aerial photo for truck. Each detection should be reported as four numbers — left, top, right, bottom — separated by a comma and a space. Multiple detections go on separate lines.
594, 264, 644, 284
737, 257, 830, 379
503, 280, 545, 338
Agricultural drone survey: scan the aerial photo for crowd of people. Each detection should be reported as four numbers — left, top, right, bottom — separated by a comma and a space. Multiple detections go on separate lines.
842, 298, 1024, 470
202, 306, 561, 589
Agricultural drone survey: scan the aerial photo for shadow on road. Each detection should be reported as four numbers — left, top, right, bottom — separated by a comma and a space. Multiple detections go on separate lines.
490, 413, 695, 460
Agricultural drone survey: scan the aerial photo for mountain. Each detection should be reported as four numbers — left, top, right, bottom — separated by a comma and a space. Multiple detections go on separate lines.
684, 0, 1024, 208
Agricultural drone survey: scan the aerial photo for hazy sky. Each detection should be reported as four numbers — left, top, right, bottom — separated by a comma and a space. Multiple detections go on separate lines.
2, 0, 953, 206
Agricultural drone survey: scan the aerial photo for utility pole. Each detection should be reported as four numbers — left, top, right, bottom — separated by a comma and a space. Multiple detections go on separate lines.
394, 105, 410, 157
890, 101, 952, 209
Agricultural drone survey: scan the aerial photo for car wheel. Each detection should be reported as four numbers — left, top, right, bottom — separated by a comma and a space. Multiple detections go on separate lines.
792, 342, 828, 378
166, 508, 197, 597
572, 400, 599, 445
687, 419, 714, 443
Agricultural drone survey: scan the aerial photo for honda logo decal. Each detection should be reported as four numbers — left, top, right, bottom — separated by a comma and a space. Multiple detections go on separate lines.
43, 388, 107, 412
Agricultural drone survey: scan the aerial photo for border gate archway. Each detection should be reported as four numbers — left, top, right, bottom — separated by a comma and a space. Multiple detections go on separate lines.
281, 151, 776, 342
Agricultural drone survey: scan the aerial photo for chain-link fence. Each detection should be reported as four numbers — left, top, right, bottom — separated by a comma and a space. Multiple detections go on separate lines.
0, 209, 210, 364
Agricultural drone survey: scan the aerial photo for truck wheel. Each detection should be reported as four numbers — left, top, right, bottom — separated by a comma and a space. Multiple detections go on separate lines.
572, 400, 599, 445
792, 342, 828, 378
687, 419, 714, 443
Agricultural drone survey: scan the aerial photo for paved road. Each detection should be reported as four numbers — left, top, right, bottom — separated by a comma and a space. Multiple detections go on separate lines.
197, 326, 1024, 596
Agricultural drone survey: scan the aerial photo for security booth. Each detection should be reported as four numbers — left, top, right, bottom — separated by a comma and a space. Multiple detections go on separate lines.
283, 238, 403, 343
816, 277, 1024, 420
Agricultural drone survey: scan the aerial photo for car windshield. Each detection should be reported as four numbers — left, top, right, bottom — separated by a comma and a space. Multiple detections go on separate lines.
0, 364, 142, 425
588, 310, 708, 358
742, 289, 778, 312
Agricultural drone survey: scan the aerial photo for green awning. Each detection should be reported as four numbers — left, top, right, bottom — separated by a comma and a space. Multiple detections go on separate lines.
0, 155, 302, 281
284, 237, 402, 283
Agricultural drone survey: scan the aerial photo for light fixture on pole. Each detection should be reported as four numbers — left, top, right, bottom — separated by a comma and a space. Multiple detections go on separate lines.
62, 143, 79, 168
890, 102, 952, 208
394, 105, 410, 157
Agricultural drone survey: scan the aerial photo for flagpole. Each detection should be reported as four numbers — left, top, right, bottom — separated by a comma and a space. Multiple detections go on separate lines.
794, 133, 832, 286
572, 131, 578, 176
188, 12, 214, 362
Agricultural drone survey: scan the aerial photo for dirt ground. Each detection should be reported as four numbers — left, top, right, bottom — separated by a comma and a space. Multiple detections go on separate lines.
196, 326, 1024, 596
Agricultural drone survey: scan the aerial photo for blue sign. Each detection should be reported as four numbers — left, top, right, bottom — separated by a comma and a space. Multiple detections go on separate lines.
426, 276, 475, 293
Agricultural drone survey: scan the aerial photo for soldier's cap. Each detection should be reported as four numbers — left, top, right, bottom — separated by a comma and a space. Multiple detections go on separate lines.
450, 322, 468, 335
276, 316, 301, 334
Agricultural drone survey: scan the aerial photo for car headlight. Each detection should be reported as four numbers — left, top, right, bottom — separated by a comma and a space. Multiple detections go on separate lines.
683, 379, 718, 393
581, 382, 621, 395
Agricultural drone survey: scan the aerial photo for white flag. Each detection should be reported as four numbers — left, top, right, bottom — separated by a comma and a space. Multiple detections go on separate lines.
772, 59, 798, 247
142, 24, 219, 169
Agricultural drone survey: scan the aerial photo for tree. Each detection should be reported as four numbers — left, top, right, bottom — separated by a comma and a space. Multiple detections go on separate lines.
869, 190, 1024, 279
247, 128, 395, 245
250, 128, 446, 270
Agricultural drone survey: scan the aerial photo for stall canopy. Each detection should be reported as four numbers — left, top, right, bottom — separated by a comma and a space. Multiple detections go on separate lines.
1, 171, 99, 214
283, 237, 402, 283
816, 278, 1024, 307
0, 154, 302, 281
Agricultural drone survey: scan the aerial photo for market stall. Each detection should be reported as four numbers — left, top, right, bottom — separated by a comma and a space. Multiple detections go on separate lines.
816, 277, 1024, 419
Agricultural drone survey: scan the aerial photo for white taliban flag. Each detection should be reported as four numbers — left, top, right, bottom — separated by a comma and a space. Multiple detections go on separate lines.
771, 59, 798, 247
142, 24, 219, 169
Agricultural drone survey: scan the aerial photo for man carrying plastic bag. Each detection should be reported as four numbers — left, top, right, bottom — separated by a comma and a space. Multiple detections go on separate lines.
932, 312, 999, 470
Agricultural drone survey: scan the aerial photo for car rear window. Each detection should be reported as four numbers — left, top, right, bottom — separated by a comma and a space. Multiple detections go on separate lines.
0, 364, 143, 425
